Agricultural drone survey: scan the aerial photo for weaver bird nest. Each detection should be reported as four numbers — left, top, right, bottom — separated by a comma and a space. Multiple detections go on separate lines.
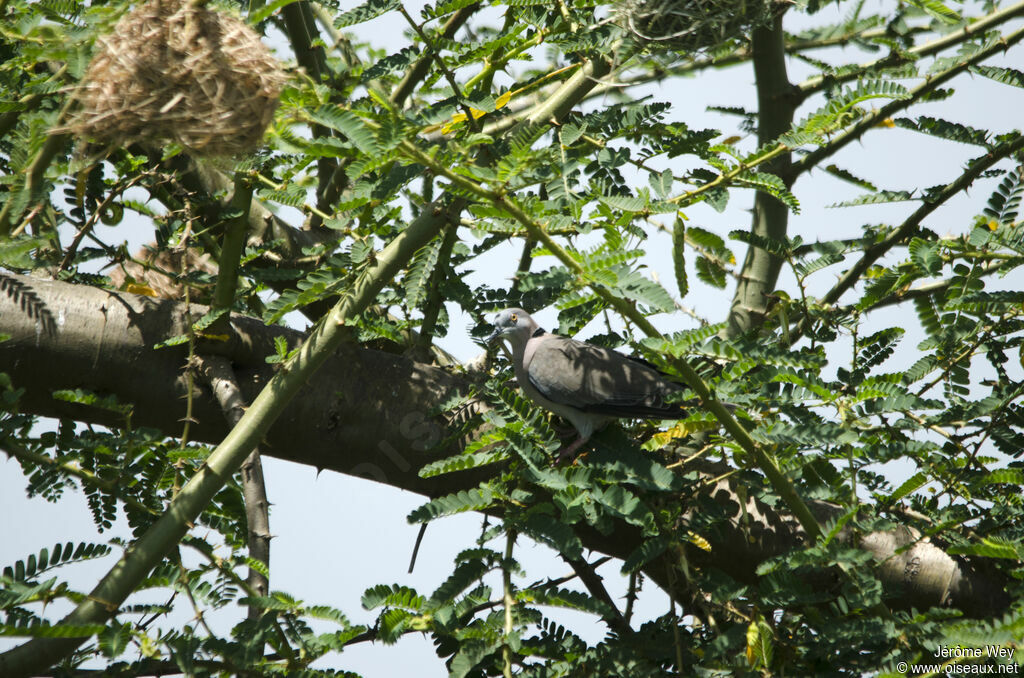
618, 0, 781, 52
68, 0, 285, 157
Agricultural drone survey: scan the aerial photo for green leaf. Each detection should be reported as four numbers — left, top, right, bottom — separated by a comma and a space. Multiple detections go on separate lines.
247, 0, 301, 25
946, 290, 1024, 314
361, 584, 425, 611
641, 324, 724, 358
306, 106, 380, 156
578, 249, 643, 273
887, 471, 929, 504
754, 420, 858, 446
597, 194, 647, 212
730, 230, 792, 258
450, 638, 501, 678
361, 46, 420, 83
895, 116, 989, 148
829, 189, 915, 208
906, 0, 961, 23
908, 237, 942, 276
978, 468, 1024, 486
590, 485, 654, 532
421, 0, 480, 20
522, 512, 584, 559
427, 559, 490, 608
192, 307, 228, 334
982, 169, 1024, 225
788, 80, 910, 143
972, 65, 1024, 89
621, 537, 669, 573
793, 251, 845, 278
0, 544, 75, 581
695, 256, 727, 289
98, 622, 131, 658
947, 537, 1021, 560
913, 293, 941, 341
821, 164, 877, 191
334, 0, 400, 27
407, 487, 495, 523
649, 169, 674, 199
609, 268, 675, 313
734, 171, 800, 213
747, 616, 774, 669
405, 236, 444, 310
523, 587, 613, 617
671, 215, 688, 299
51, 389, 132, 416
0, 236, 48, 269
418, 448, 508, 478
697, 337, 826, 369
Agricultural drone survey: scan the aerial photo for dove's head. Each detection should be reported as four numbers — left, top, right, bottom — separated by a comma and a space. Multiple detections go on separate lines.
485, 308, 539, 350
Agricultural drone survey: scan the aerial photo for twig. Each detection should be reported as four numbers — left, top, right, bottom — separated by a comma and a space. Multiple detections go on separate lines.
563, 556, 630, 635
398, 5, 481, 133
412, 220, 459, 363
796, 0, 1024, 100
196, 353, 272, 618
799, 133, 1024, 337
391, 4, 480, 108
58, 174, 146, 273
502, 529, 516, 678
210, 174, 252, 313
407, 523, 428, 573
0, 437, 159, 517
791, 24, 1024, 179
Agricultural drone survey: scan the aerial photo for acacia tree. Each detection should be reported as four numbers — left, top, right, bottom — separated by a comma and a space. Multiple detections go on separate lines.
1, 0, 1023, 674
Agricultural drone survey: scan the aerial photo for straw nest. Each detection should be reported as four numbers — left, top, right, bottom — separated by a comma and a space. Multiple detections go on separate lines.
68, 0, 285, 157
618, 0, 781, 52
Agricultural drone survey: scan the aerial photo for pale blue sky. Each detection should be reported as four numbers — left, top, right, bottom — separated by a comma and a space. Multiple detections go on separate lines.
2, 1, 1023, 675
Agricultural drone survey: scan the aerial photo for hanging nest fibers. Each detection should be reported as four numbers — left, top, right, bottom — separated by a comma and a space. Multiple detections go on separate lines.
617, 0, 783, 53
66, 0, 285, 157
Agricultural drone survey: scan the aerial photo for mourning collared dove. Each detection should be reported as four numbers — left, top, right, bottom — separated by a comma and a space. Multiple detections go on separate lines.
486, 308, 688, 459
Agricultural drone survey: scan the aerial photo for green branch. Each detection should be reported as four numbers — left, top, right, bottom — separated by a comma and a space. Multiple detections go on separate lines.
210, 175, 253, 315
0, 204, 453, 678
277, 0, 337, 216
726, 18, 796, 338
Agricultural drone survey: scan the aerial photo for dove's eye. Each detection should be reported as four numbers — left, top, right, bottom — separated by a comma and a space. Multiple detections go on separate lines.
510, 313, 518, 323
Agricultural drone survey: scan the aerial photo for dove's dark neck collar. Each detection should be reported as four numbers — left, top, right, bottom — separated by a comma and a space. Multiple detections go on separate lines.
532, 328, 546, 338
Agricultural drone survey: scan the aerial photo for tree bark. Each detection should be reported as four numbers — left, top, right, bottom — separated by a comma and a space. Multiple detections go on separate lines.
0, 272, 1009, 618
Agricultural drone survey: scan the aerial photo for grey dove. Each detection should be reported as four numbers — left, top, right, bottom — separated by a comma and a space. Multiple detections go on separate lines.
486, 308, 688, 459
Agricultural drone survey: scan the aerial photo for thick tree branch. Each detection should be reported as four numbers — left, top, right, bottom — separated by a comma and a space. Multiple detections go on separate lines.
196, 354, 271, 618
725, 16, 796, 338
0, 273, 1008, 624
